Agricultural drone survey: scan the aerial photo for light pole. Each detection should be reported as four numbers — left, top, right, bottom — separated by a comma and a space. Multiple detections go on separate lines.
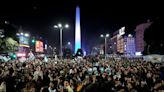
54, 23, 69, 60
100, 34, 110, 60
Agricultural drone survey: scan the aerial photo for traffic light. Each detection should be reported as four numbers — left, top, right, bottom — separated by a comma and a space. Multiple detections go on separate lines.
32, 39, 35, 43
13, 54, 16, 58
11, 53, 17, 59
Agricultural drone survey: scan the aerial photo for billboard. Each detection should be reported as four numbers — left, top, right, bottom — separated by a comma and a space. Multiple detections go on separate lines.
19, 35, 29, 45
35, 41, 44, 52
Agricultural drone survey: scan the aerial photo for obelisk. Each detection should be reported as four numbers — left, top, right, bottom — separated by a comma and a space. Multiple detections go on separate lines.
75, 6, 81, 53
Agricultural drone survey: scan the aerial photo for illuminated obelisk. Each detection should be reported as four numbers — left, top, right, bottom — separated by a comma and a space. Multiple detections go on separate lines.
75, 6, 81, 53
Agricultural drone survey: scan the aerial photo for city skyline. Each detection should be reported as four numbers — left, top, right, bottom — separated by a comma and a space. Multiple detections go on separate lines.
0, 0, 162, 53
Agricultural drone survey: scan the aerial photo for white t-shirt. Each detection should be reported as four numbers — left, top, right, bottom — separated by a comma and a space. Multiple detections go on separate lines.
48, 87, 56, 92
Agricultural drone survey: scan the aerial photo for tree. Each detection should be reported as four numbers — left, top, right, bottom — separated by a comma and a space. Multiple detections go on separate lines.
0, 37, 18, 53
0, 39, 2, 45
144, 17, 164, 55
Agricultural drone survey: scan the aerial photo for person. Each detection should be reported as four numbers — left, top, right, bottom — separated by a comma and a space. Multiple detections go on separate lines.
44, 56, 48, 62
76, 81, 83, 92
40, 87, 49, 92
21, 82, 36, 92
64, 80, 73, 92
5, 67, 15, 92
0, 55, 164, 92
48, 81, 57, 92
0, 82, 6, 92
33, 66, 43, 81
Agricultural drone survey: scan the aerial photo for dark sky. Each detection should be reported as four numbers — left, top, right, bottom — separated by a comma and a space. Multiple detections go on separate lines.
0, 0, 162, 52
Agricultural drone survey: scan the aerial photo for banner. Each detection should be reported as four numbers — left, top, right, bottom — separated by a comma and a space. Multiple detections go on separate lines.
143, 54, 164, 63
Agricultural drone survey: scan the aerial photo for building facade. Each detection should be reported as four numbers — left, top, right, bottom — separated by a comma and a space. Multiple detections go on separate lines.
111, 27, 125, 54
124, 34, 136, 56
117, 35, 124, 54
111, 35, 117, 54
134, 22, 152, 53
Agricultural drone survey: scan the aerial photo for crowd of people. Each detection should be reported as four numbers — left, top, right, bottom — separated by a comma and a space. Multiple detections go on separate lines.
0, 56, 164, 92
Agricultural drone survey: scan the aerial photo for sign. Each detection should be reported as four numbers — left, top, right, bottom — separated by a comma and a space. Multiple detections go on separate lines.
35, 41, 44, 52
19, 35, 29, 45
135, 52, 142, 56
17, 52, 26, 57
119, 27, 125, 36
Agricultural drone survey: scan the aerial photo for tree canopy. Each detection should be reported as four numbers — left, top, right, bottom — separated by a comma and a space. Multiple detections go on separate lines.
0, 37, 18, 53
144, 17, 164, 55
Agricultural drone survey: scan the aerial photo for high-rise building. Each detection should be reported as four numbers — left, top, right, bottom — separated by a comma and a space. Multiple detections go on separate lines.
117, 35, 124, 54
111, 27, 125, 54
134, 22, 152, 53
117, 27, 125, 54
116, 34, 136, 56
111, 35, 117, 54
124, 34, 136, 56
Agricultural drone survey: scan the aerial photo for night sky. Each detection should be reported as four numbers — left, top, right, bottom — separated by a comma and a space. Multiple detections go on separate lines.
0, 0, 162, 52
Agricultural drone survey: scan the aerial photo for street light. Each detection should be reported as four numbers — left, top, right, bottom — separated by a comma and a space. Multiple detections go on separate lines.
5, 21, 9, 24
54, 25, 58, 28
20, 32, 24, 35
100, 33, 110, 60
65, 24, 69, 28
68, 42, 71, 45
106, 34, 109, 37
16, 33, 20, 36
100, 34, 104, 38
16, 32, 30, 37
54, 23, 69, 60
58, 23, 62, 28
24, 33, 29, 37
